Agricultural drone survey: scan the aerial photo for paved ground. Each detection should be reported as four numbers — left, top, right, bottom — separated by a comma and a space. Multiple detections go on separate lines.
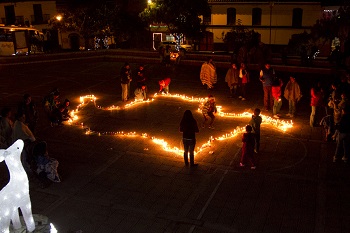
1, 56, 350, 233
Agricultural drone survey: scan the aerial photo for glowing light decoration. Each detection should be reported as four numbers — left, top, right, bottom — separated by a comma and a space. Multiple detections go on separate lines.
0, 140, 35, 233
67, 93, 293, 155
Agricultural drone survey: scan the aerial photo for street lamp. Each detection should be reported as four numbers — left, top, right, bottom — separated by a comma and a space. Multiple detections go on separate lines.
56, 15, 62, 22
55, 15, 63, 50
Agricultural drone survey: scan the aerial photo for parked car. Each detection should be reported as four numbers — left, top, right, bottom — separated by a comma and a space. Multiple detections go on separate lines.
180, 43, 192, 52
159, 41, 192, 52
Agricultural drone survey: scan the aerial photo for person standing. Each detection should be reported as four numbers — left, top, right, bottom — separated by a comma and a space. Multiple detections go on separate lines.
180, 110, 199, 167
259, 62, 275, 111
200, 57, 217, 90
164, 45, 171, 67
201, 95, 217, 129
249, 108, 262, 153
333, 107, 350, 163
272, 78, 283, 118
158, 45, 165, 63
120, 62, 132, 102
239, 63, 249, 100
239, 125, 256, 170
284, 76, 302, 118
328, 82, 343, 124
310, 80, 325, 127
225, 62, 239, 98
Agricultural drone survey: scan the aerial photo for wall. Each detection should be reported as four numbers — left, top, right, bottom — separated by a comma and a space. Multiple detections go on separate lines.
0, 1, 57, 31
209, 2, 322, 45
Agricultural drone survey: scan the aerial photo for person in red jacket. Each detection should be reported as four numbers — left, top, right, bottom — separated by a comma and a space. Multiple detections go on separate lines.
240, 125, 256, 170
310, 80, 325, 127
159, 77, 171, 94
272, 78, 283, 118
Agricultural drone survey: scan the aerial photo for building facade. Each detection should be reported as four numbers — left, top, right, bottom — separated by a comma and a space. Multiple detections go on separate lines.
206, 0, 325, 48
0, 0, 57, 31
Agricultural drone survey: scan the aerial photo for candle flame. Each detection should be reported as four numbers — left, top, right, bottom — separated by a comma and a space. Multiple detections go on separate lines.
66, 93, 293, 156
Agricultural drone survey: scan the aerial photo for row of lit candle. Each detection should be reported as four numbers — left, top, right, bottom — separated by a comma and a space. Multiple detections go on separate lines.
67, 93, 293, 155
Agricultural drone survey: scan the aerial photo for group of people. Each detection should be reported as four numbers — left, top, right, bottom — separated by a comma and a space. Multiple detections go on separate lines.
180, 106, 262, 170
0, 93, 61, 183
118, 59, 349, 168
199, 59, 350, 168
43, 88, 71, 126
310, 72, 350, 163
225, 62, 250, 100
120, 62, 171, 102
259, 62, 302, 119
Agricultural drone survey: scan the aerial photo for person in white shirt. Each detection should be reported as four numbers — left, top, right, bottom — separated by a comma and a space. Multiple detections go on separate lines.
12, 113, 36, 143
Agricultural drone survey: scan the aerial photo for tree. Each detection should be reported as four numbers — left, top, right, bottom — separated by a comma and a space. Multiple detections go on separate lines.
50, 0, 147, 49
288, 4, 350, 59
139, 0, 210, 43
222, 20, 260, 53
50, 2, 119, 50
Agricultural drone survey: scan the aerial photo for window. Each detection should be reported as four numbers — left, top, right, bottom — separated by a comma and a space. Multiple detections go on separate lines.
292, 8, 303, 27
252, 8, 262, 26
227, 8, 236, 25
4, 5, 16, 25
203, 7, 211, 25
33, 4, 43, 24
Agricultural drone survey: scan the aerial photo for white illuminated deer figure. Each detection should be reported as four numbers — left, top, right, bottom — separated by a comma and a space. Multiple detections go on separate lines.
0, 139, 35, 233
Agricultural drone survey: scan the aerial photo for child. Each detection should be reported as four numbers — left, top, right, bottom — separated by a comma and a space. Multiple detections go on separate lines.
201, 94, 217, 129
32, 141, 61, 183
249, 108, 262, 153
320, 112, 335, 142
134, 85, 147, 101
159, 77, 171, 94
240, 125, 256, 169
272, 77, 283, 118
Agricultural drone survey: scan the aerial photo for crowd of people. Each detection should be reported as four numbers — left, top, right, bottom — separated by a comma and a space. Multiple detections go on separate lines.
0, 89, 70, 185
119, 62, 172, 102
119, 58, 350, 168
188, 58, 350, 168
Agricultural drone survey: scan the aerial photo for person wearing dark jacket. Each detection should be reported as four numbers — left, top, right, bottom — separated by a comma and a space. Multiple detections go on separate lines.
249, 108, 262, 153
259, 62, 275, 111
180, 110, 199, 167
120, 63, 132, 102
18, 94, 38, 132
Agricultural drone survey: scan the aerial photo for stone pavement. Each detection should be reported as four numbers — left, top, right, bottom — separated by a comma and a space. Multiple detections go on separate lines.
0, 56, 349, 233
